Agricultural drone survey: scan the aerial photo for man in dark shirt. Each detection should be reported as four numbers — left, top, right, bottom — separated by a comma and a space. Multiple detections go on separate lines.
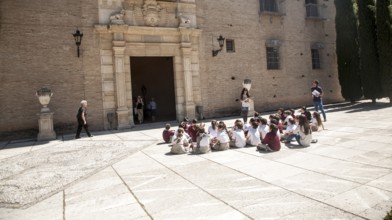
75, 100, 92, 139
311, 80, 326, 122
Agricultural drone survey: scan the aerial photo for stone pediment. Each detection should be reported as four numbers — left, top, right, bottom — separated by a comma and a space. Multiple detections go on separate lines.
99, 0, 196, 28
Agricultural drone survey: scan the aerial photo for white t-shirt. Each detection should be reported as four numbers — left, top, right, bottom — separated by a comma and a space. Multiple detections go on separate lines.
284, 124, 297, 134
241, 95, 250, 108
172, 135, 189, 145
231, 129, 246, 148
284, 115, 294, 124
247, 127, 261, 146
258, 124, 269, 139
199, 134, 211, 147
208, 126, 218, 138
311, 118, 318, 127
216, 131, 230, 144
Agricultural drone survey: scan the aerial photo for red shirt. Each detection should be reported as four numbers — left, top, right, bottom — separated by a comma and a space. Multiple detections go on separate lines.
162, 130, 175, 143
187, 125, 198, 142
261, 131, 281, 151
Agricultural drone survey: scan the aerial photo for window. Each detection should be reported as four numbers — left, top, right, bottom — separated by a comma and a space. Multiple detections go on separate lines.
226, 39, 235, 52
266, 47, 280, 70
311, 49, 321, 69
260, 0, 278, 13
305, 0, 319, 17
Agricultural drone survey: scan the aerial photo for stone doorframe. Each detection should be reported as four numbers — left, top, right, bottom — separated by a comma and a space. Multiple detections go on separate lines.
95, 25, 202, 129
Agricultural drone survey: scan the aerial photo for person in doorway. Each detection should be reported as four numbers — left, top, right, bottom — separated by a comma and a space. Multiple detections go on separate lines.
75, 100, 92, 139
240, 88, 251, 124
135, 96, 144, 124
148, 98, 157, 122
311, 80, 326, 122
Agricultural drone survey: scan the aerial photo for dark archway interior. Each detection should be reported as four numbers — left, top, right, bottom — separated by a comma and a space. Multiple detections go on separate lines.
130, 57, 176, 123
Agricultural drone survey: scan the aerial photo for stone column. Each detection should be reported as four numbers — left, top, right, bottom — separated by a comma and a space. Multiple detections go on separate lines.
180, 28, 195, 119
113, 38, 132, 129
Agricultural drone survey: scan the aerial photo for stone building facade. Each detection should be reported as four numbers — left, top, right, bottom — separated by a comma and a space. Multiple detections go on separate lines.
0, 0, 342, 134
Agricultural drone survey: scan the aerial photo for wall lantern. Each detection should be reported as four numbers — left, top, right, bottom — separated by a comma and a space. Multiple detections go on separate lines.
212, 35, 225, 57
72, 29, 83, 57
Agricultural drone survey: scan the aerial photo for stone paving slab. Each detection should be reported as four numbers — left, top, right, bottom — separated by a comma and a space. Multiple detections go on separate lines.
0, 133, 158, 208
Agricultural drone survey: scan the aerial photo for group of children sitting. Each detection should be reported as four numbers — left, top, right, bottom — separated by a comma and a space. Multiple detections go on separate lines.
162, 106, 324, 154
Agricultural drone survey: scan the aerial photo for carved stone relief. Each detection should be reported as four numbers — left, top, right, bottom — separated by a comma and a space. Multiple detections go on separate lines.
99, 0, 196, 28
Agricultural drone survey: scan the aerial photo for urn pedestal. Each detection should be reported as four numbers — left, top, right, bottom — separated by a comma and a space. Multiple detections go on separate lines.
36, 88, 56, 141
37, 112, 56, 141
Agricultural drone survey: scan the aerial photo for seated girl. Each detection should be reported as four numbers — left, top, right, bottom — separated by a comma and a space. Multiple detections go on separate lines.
311, 112, 324, 132
195, 128, 211, 154
257, 117, 269, 140
246, 120, 261, 146
212, 124, 230, 151
162, 123, 175, 143
170, 128, 190, 154
285, 115, 313, 147
281, 118, 297, 141
208, 120, 218, 138
257, 124, 281, 152
229, 121, 246, 148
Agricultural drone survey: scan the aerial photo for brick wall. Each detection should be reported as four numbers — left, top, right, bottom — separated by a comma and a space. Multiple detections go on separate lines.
0, 0, 103, 134
196, 0, 343, 118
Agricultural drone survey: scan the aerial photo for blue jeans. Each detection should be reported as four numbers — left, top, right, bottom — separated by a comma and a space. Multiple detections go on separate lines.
313, 100, 326, 121
286, 134, 301, 145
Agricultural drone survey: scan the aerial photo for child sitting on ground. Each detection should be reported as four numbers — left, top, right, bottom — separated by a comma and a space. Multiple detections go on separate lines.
285, 115, 313, 147
257, 124, 281, 152
212, 124, 230, 151
283, 110, 294, 128
281, 118, 297, 141
246, 119, 261, 146
311, 112, 324, 132
187, 119, 200, 143
257, 117, 269, 141
230, 121, 246, 148
300, 106, 312, 122
208, 120, 218, 138
162, 123, 175, 143
170, 128, 190, 154
195, 128, 211, 154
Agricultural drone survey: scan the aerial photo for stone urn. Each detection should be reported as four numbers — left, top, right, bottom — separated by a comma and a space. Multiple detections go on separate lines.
242, 79, 252, 91
36, 87, 53, 112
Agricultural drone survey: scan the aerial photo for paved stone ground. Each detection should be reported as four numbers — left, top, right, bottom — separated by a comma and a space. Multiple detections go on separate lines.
0, 99, 391, 220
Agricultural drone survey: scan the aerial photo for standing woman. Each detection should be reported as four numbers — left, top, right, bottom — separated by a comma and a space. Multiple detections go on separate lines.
75, 100, 92, 139
136, 96, 144, 124
240, 88, 251, 123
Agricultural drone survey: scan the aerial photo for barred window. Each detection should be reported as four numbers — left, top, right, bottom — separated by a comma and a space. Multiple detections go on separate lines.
260, 0, 278, 13
311, 49, 321, 69
305, 0, 319, 17
226, 39, 235, 53
266, 47, 280, 70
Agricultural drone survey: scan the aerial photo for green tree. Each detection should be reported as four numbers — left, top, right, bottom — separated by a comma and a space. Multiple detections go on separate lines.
376, 0, 392, 102
357, 0, 383, 103
335, 0, 363, 102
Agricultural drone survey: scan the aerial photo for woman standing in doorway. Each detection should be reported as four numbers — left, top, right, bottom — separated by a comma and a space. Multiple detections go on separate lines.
240, 88, 251, 124
136, 96, 144, 124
